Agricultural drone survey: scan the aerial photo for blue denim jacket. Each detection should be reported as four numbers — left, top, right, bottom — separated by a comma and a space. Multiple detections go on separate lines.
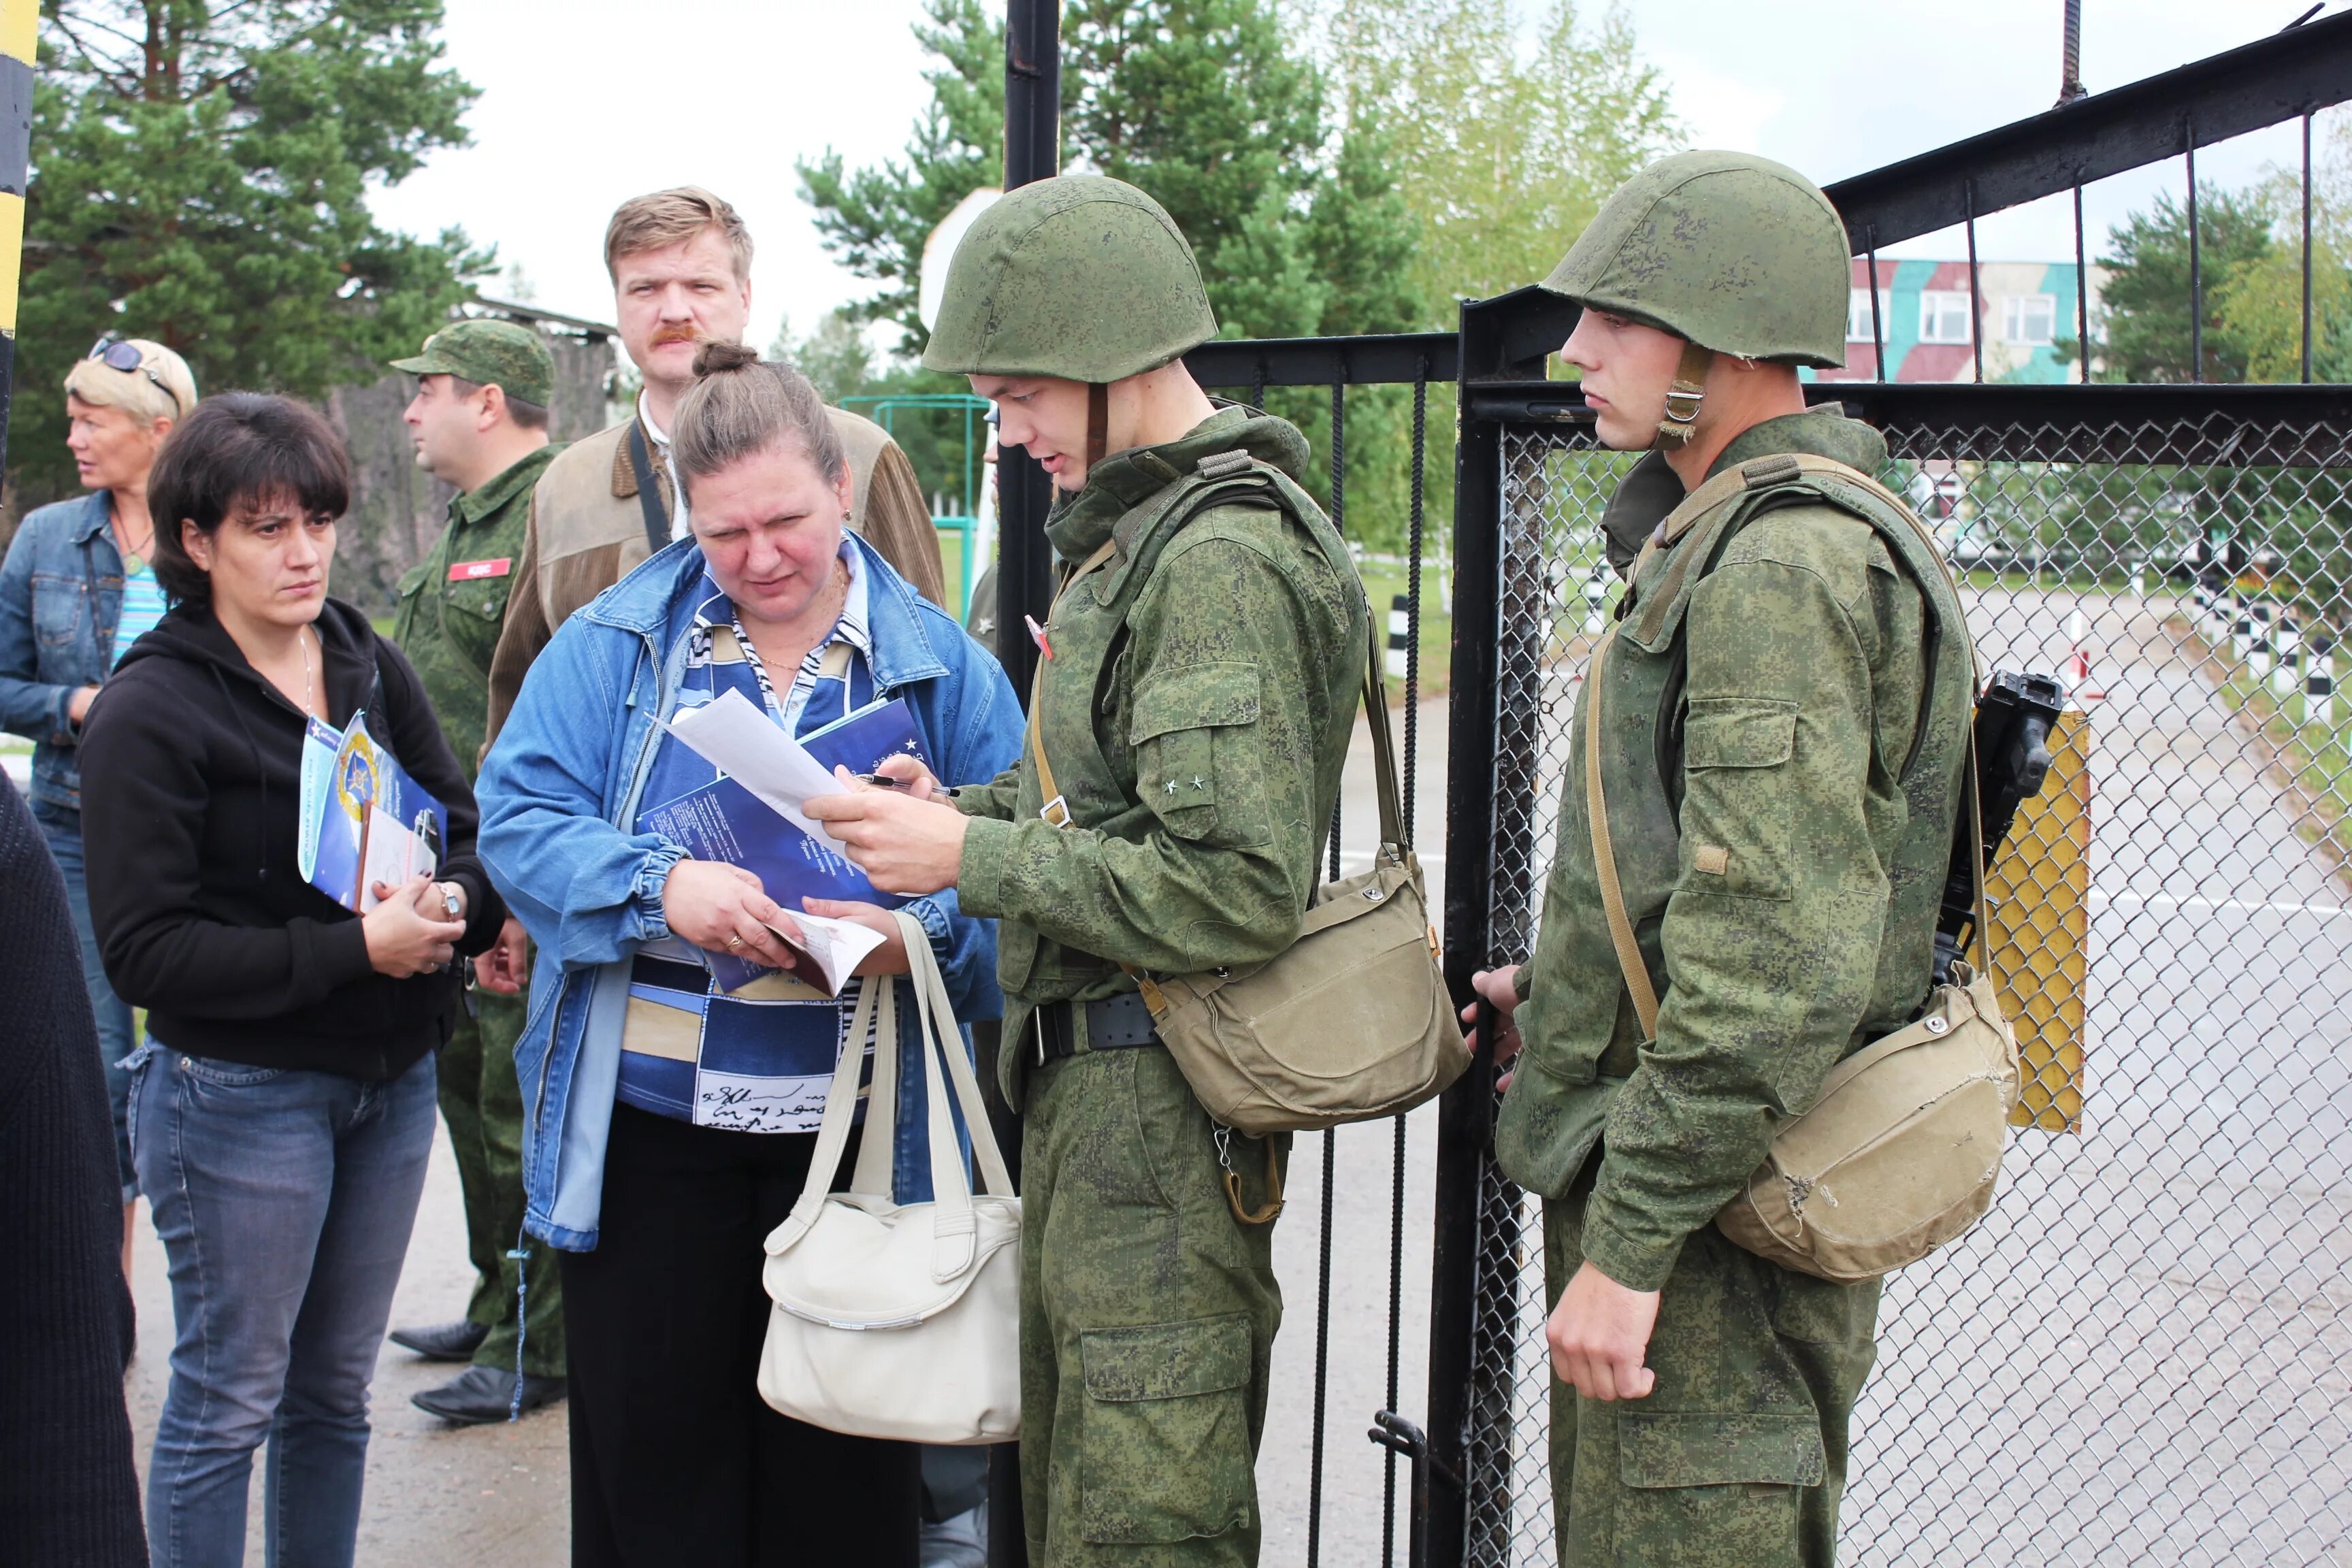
477, 532, 1022, 1251
0, 493, 124, 811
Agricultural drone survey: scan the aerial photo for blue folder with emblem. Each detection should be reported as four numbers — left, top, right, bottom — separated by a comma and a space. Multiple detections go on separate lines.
639, 696, 933, 993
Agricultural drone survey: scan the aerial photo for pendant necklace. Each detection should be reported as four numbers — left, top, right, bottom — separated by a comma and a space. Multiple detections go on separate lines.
297, 625, 318, 716
116, 511, 155, 574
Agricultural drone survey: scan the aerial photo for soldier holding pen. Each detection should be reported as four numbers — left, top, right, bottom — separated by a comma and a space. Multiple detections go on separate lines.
806, 175, 1369, 1568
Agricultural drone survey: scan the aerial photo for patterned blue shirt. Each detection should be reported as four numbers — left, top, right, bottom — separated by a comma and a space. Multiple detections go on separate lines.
617, 542, 879, 1134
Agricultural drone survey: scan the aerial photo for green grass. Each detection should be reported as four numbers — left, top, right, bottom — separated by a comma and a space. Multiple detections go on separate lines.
2185, 618, 2352, 881
1356, 559, 1452, 701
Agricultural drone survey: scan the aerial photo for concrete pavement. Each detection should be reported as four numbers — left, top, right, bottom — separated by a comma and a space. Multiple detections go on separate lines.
123, 1118, 570, 1568
111, 698, 1453, 1567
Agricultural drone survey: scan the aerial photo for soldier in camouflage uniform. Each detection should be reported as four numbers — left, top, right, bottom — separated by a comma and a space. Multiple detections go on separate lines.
1469, 152, 1974, 1567
806, 176, 1369, 1567
382, 321, 570, 1423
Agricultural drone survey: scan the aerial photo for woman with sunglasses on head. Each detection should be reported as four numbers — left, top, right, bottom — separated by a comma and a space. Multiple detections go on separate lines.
76, 393, 506, 1568
0, 335, 197, 1290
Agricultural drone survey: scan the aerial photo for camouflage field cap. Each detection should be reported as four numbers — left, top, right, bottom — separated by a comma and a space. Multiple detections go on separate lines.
922, 176, 1218, 383
1541, 150, 1850, 368
390, 319, 556, 408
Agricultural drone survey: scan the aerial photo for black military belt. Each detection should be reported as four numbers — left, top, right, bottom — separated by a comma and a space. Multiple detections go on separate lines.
1035, 991, 1162, 1063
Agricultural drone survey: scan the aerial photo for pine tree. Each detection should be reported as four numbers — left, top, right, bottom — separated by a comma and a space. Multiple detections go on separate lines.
2087, 184, 2279, 383
800, 0, 1422, 355
18, 1, 487, 501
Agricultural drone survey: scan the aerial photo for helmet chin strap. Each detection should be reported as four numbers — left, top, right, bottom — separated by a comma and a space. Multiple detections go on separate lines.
1086, 382, 1109, 470
1655, 338, 1714, 447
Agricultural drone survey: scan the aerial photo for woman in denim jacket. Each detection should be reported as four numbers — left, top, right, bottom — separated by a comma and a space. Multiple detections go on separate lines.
0, 336, 197, 1267
476, 346, 1019, 1568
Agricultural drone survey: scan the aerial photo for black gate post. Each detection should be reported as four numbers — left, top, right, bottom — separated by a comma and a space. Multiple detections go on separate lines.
987, 10, 1059, 1563
993, 0, 1061, 698
0, 18, 31, 477
1425, 331, 1502, 1568
1428, 288, 1584, 1568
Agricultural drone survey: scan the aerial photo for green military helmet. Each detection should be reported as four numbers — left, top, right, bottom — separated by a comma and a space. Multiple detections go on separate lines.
1542, 150, 1850, 368
922, 175, 1218, 384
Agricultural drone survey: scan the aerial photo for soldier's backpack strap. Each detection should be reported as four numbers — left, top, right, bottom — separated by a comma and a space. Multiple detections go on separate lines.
1587, 451, 1987, 1043
1622, 451, 1973, 796
1021, 450, 1312, 826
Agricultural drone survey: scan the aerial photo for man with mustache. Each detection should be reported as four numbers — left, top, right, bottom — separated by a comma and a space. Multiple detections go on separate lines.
483, 186, 943, 748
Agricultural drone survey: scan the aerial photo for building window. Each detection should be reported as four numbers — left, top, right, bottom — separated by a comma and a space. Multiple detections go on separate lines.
2003, 293, 2057, 346
1846, 289, 1891, 342
1919, 291, 1974, 344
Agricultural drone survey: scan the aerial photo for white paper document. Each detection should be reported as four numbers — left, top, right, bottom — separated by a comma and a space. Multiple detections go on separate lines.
663, 689, 852, 847
764, 910, 887, 996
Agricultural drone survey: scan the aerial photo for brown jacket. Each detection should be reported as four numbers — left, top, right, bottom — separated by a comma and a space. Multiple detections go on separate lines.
483, 404, 943, 747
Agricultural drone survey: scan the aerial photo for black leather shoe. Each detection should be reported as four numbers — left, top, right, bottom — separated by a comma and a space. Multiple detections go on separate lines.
411, 1365, 567, 1426
387, 1320, 489, 1362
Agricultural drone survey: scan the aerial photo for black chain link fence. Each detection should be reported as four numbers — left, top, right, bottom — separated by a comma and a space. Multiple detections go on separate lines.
1458, 408, 2352, 1567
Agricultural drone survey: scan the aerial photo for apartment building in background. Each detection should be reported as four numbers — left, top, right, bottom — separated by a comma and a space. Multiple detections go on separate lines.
1815, 257, 2110, 383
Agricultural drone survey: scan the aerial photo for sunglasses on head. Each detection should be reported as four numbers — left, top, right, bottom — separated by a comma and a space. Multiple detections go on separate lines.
87, 335, 181, 411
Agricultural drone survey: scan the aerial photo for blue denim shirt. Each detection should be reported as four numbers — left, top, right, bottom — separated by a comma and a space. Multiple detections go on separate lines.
0, 493, 124, 811
477, 532, 1022, 1252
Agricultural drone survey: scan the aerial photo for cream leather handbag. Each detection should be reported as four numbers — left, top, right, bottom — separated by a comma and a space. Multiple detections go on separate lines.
756, 911, 1021, 1443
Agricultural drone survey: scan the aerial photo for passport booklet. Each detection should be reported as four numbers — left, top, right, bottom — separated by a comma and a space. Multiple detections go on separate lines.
646, 693, 933, 993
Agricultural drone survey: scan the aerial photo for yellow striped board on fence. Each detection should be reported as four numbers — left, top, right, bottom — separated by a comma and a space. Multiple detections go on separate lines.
1989, 708, 2091, 1133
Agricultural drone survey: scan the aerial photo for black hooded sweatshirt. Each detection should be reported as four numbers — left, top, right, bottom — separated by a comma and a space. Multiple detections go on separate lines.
78, 598, 504, 1080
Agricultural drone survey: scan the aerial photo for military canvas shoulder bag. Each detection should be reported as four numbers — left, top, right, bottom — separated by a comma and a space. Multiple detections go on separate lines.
1025, 460, 1469, 1137
757, 911, 1021, 1443
1585, 453, 2021, 1283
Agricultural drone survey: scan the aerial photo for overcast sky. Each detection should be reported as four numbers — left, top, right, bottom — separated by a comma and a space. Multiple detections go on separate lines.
365, 0, 2342, 352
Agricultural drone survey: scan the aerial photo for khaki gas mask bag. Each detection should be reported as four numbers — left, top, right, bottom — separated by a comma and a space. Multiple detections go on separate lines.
1027, 538, 1469, 1139
1584, 455, 2021, 1284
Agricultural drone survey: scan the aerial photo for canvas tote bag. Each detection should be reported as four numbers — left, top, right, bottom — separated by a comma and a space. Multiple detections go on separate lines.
757, 911, 1020, 1442
1582, 458, 2022, 1283
1026, 542, 1469, 1137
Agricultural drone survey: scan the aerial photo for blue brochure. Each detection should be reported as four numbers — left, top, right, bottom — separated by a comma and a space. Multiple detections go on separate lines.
296, 711, 448, 913
642, 694, 934, 993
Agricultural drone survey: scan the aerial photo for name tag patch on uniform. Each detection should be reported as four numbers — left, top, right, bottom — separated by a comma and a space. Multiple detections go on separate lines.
448, 558, 512, 581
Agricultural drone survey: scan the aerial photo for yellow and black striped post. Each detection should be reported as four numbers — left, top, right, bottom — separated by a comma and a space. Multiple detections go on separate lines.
0, 0, 33, 476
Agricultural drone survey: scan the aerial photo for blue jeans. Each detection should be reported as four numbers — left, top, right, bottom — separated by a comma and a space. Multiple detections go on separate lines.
32, 798, 138, 1201
131, 1047, 438, 1568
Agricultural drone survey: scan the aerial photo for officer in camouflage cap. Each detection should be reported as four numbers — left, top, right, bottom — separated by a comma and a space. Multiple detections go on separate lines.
1467, 152, 1974, 1566
806, 174, 1369, 1567
383, 317, 571, 1422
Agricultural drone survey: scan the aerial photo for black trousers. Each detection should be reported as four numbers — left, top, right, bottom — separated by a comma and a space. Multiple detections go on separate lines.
561, 1103, 921, 1568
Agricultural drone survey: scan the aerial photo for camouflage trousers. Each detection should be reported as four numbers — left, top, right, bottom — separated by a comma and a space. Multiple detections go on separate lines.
1019, 1043, 1289, 1567
1543, 1177, 1880, 1568
440, 987, 565, 1377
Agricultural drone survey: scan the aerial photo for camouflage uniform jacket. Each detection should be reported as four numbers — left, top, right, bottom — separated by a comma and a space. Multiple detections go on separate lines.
953, 406, 1369, 1105
393, 443, 563, 785
1494, 409, 1974, 1292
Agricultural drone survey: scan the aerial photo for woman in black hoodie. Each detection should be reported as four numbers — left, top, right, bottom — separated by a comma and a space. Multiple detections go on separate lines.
79, 393, 504, 1568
